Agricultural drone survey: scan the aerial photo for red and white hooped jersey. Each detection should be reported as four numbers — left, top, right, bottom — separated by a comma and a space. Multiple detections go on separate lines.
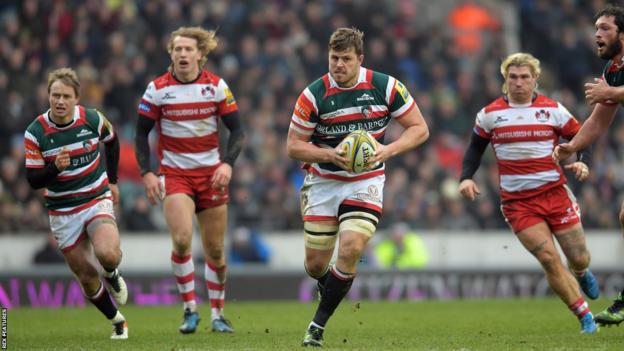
473, 94, 581, 201
138, 70, 238, 176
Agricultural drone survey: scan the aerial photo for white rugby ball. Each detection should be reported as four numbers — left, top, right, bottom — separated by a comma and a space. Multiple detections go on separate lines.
339, 130, 378, 173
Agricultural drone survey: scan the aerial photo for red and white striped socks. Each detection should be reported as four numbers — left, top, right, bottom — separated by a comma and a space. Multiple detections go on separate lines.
205, 261, 227, 321
171, 252, 196, 312
569, 297, 591, 319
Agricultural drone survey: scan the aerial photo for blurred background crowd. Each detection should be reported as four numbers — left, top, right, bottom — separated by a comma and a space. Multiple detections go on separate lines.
1, 0, 623, 242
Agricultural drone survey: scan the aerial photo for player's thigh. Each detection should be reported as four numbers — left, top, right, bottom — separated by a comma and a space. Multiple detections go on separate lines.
62, 238, 99, 281
163, 193, 196, 239
554, 223, 589, 260
304, 220, 338, 268
89, 219, 121, 261
197, 204, 227, 250
516, 221, 559, 262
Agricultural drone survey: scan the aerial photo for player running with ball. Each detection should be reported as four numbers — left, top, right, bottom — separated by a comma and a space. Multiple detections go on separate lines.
286, 27, 429, 347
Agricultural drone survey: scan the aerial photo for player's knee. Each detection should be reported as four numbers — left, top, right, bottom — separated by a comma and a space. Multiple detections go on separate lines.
304, 221, 338, 251
206, 246, 224, 262
337, 244, 362, 265
98, 247, 121, 269
536, 251, 561, 272
568, 249, 590, 269
305, 258, 329, 278
172, 237, 192, 254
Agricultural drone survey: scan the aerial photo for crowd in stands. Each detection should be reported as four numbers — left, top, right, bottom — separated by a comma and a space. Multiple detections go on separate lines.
1, 0, 622, 236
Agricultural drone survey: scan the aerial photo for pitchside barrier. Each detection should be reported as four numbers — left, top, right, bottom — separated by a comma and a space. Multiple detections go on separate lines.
1, 231, 623, 308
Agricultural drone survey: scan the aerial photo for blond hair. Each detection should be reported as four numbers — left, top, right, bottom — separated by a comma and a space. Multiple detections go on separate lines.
47, 67, 80, 97
329, 27, 364, 55
500, 53, 540, 94
167, 27, 218, 68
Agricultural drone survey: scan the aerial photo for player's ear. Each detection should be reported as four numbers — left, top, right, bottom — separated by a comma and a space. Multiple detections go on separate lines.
358, 54, 364, 65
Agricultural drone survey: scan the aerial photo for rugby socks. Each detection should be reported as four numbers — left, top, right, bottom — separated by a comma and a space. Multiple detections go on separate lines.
88, 282, 118, 319
205, 261, 227, 320
171, 252, 197, 312
569, 297, 591, 319
313, 265, 354, 327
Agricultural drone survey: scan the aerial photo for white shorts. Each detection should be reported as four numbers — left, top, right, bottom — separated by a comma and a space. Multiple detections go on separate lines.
49, 198, 116, 253
300, 172, 384, 222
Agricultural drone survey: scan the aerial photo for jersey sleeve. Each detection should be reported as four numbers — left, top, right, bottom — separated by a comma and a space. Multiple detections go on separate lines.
137, 81, 161, 120
473, 108, 491, 139
95, 110, 116, 143
289, 88, 319, 136
556, 103, 581, 139
386, 76, 416, 120
215, 79, 238, 116
24, 129, 45, 169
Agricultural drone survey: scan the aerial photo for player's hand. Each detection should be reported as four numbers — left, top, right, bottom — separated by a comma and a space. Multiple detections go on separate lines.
585, 78, 612, 105
331, 146, 350, 171
368, 142, 392, 166
109, 183, 120, 205
142, 172, 163, 205
459, 179, 480, 201
552, 143, 576, 163
565, 161, 590, 182
54, 148, 71, 171
212, 163, 232, 190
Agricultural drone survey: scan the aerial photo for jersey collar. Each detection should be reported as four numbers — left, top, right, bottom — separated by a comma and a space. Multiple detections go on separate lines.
44, 106, 80, 130
328, 67, 368, 90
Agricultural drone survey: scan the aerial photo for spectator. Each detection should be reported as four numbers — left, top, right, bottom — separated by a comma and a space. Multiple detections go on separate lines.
32, 233, 64, 264
229, 226, 271, 265
373, 222, 429, 269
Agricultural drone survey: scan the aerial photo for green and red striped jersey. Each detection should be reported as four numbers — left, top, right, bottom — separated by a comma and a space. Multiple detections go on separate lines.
289, 67, 415, 181
24, 105, 115, 212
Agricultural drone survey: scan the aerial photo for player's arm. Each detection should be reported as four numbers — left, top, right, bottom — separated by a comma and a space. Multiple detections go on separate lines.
287, 90, 349, 169
134, 115, 162, 205
585, 78, 624, 105
220, 111, 245, 166
554, 103, 619, 162
26, 163, 62, 189
286, 129, 348, 169
25, 131, 68, 189
210, 110, 245, 190
458, 132, 490, 201
370, 104, 429, 164
134, 115, 155, 176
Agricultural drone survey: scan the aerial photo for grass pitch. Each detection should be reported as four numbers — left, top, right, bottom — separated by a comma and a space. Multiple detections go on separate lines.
6, 298, 624, 350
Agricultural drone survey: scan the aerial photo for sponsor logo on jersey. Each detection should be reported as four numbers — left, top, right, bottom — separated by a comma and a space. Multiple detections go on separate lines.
162, 93, 176, 100
139, 103, 151, 112
394, 80, 410, 101
76, 129, 92, 138
361, 105, 372, 118
357, 93, 375, 102
82, 139, 97, 152
494, 116, 508, 123
224, 87, 236, 106
535, 109, 550, 122
201, 85, 215, 98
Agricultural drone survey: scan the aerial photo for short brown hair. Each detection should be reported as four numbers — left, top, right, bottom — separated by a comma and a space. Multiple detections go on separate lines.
328, 27, 364, 55
167, 26, 218, 68
47, 67, 80, 97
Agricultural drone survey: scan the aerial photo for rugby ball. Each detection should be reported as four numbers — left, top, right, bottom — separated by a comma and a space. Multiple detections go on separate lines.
339, 130, 378, 173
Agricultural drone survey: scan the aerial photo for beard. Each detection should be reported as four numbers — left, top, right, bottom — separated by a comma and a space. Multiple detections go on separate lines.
599, 39, 622, 60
